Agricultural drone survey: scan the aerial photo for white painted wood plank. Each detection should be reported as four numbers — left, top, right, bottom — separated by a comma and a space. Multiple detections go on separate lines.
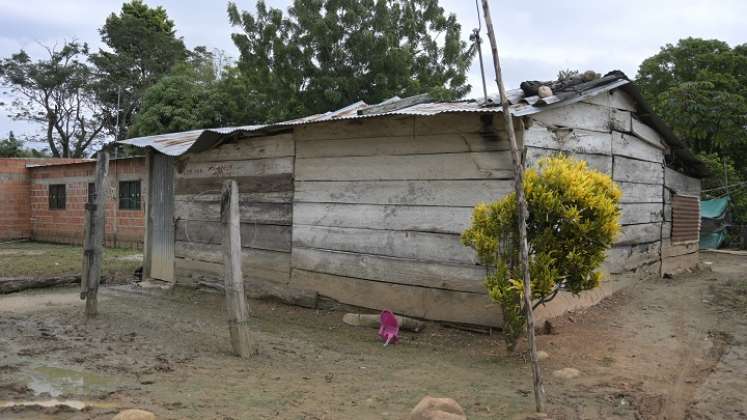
526, 147, 612, 174
524, 124, 612, 155
292, 247, 486, 293
176, 157, 293, 179
632, 118, 666, 149
616, 223, 662, 245
582, 90, 637, 112
619, 182, 663, 204
292, 225, 478, 265
665, 168, 701, 195
604, 242, 660, 274
531, 101, 612, 133
620, 203, 663, 225
294, 179, 513, 207
613, 156, 663, 184
186, 133, 294, 162
612, 131, 665, 162
294, 202, 473, 234
295, 152, 515, 181
611, 109, 632, 132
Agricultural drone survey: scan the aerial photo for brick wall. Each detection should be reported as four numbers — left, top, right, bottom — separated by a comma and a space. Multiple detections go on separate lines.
0, 158, 87, 241
29, 157, 146, 249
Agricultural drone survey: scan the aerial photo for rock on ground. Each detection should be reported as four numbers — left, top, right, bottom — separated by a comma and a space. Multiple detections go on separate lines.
552, 367, 581, 380
112, 408, 156, 420
409, 396, 466, 420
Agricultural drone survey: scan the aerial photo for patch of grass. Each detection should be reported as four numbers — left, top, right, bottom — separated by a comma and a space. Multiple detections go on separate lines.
0, 241, 141, 278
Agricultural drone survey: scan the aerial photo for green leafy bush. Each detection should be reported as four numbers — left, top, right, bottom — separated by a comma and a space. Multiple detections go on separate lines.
462, 156, 622, 349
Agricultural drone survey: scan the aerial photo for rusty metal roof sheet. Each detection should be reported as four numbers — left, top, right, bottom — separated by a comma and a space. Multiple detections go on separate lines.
118, 74, 632, 157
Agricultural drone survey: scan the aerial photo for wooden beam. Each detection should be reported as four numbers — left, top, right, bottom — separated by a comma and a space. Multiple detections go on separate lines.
220, 179, 258, 358
357, 93, 431, 115
481, 0, 545, 413
81, 149, 109, 317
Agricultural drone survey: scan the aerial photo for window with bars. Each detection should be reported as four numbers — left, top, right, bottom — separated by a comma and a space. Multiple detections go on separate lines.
48, 184, 66, 210
118, 180, 141, 210
88, 183, 96, 204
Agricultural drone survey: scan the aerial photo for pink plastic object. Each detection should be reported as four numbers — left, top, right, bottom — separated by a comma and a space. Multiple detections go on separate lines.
378, 310, 400, 346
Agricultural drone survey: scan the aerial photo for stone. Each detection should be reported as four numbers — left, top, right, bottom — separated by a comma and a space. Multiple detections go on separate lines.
409, 396, 466, 420
552, 367, 581, 380
112, 408, 156, 420
536, 350, 549, 361
537, 86, 553, 98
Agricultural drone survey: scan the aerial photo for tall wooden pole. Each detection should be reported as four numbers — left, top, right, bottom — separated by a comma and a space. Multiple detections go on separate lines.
481, 0, 545, 413
81, 148, 110, 318
221, 179, 258, 358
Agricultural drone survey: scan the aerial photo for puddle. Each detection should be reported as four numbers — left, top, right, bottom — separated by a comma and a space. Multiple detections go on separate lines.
0, 250, 46, 257
0, 289, 109, 313
26, 366, 120, 397
115, 254, 143, 261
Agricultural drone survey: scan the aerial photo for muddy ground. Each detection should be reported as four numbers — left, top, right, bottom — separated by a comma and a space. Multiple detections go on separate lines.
0, 252, 746, 419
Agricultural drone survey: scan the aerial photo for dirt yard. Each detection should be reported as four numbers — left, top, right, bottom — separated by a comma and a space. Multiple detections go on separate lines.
0, 248, 746, 419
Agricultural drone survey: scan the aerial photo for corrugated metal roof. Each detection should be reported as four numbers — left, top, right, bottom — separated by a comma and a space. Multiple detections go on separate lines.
119, 75, 631, 157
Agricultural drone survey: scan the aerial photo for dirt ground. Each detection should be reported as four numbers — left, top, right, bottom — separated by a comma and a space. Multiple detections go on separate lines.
0, 251, 746, 419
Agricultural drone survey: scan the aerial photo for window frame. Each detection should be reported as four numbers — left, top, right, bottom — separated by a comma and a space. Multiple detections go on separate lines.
48, 184, 66, 210
118, 180, 141, 210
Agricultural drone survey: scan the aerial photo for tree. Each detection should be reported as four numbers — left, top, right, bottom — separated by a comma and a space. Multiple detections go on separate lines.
227, 0, 473, 121
90, 0, 188, 140
0, 42, 106, 157
462, 156, 621, 349
636, 38, 747, 163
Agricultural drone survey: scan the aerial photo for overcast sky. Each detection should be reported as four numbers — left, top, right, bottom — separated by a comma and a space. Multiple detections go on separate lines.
1, 0, 746, 144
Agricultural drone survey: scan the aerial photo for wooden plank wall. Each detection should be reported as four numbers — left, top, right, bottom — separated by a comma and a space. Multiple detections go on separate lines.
172, 133, 295, 292
290, 114, 510, 326
528, 90, 680, 275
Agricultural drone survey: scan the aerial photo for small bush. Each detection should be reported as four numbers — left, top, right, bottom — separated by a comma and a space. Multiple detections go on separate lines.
461, 155, 622, 349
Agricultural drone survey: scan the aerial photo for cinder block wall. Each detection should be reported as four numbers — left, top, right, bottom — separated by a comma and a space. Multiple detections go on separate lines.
29, 158, 146, 249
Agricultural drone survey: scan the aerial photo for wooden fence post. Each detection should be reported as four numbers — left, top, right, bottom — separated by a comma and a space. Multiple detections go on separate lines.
481, 0, 546, 413
221, 179, 258, 358
81, 149, 110, 318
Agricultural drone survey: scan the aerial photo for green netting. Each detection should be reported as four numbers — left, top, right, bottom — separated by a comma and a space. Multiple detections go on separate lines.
701, 196, 729, 220
700, 227, 727, 249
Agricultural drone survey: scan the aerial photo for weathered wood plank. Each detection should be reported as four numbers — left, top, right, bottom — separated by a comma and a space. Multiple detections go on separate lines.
613, 156, 664, 184
294, 202, 473, 234
294, 116, 415, 141
176, 191, 292, 204
292, 247, 486, 293
296, 132, 509, 159
612, 131, 665, 162
413, 113, 494, 136
294, 179, 513, 207
175, 201, 291, 225
582, 90, 637, 112
665, 168, 701, 195
616, 222, 662, 245
292, 225, 478, 265
175, 174, 293, 195
175, 241, 291, 273
526, 147, 612, 174
524, 124, 612, 155
620, 203, 663, 225
619, 182, 663, 204
176, 157, 293, 179
611, 109, 632, 133
174, 258, 291, 289
175, 220, 291, 252
531, 101, 613, 133
604, 242, 660, 274
295, 152, 515, 181
185, 133, 294, 162
632, 117, 666, 149
662, 239, 699, 257
290, 269, 501, 327
662, 251, 699, 275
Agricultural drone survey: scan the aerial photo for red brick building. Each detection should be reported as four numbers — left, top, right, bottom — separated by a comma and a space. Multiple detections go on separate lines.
0, 157, 146, 248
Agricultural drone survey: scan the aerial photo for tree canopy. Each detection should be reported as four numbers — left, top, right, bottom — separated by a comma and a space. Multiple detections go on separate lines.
227, 0, 474, 122
0, 131, 48, 157
90, 0, 188, 140
0, 42, 106, 157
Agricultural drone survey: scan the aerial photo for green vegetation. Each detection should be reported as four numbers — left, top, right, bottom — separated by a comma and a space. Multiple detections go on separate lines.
462, 156, 621, 349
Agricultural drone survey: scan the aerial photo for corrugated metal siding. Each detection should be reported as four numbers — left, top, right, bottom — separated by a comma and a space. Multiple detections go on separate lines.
671, 195, 700, 243
149, 153, 175, 281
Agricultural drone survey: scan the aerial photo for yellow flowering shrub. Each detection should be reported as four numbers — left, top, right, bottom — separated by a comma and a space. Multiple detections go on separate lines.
461, 155, 622, 349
